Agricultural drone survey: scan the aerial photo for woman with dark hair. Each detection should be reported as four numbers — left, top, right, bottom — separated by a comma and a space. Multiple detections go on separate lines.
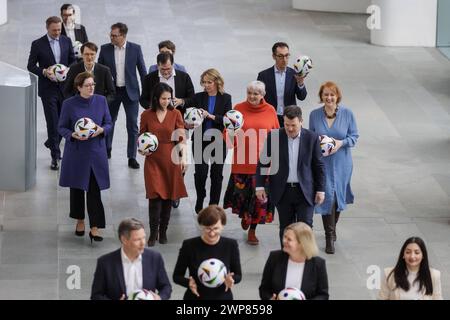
379, 237, 442, 300
173, 205, 242, 300
139, 82, 188, 246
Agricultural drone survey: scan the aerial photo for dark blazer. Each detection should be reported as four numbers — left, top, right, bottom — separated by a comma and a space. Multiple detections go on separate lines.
139, 70, 195, 111
259, 250, 329, 300
61, 24, 88, 44
257, 66, 307, 111
63, 62, 116, 104
98, 42, 147, 102
27, 34, 75, 97
185, 91, 232, 135
255, 128, 325, 206
91, 248, 172, 300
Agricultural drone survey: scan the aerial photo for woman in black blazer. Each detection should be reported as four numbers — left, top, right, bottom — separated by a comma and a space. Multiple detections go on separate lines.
185, 69, 232, 213
259, 222, 329, 300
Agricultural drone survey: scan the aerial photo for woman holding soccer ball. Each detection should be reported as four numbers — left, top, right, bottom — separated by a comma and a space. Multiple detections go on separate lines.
308, 81, 359, 254
58, 72, 112, 243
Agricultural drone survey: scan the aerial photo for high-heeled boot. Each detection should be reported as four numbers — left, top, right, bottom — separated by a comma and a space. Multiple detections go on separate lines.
322, 214, 335, 254
159, 207, 171, 244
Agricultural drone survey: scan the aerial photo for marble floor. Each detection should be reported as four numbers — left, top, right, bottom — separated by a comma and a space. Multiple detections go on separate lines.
0, 0, 449, 300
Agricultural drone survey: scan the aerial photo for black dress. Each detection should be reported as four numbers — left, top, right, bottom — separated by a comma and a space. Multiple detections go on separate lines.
173, 236, 242, 300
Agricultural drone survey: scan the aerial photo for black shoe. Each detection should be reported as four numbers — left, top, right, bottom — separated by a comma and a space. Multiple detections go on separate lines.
50, 159, 59, 170
107, 149, 111, 159
128, 158, 140, 169
44, 140, 51, 149
172, 199, 180, 208
75, 228, 85, 237
89, 231, 103, 243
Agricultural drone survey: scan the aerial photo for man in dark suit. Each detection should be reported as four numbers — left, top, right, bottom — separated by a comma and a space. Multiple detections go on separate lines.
91, 218, 172, 300
257, 42, 307, 127
98, 22, 147, 168
255, 105, 325, 245
60, 4, 88, 44
27, 16, 75, 170
63, 42, 115, 104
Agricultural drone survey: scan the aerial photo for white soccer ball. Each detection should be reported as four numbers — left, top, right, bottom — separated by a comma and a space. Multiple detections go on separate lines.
73, 41, 83, 59
127, 289, 155, 300
293, 55, 313, 77
278, 287, 306, 300
138, 132, 159, 155
51, 64, 69, 82
197, 258, 227, 288
223, 110, 244, 132
184, 107, 204, 128
74, 117, 97, 138
320, 135, 336, 157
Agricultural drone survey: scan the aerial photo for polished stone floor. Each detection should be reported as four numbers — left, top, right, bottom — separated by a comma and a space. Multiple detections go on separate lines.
0, 0, 449, 300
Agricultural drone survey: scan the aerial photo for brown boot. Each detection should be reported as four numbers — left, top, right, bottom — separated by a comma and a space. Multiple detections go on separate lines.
322, 214, 335, 254
159, 227, 168, 244
159, 202, 171, 244
247, 228, 259, 245
333, 211, 340, 241
147, 228, 158, 247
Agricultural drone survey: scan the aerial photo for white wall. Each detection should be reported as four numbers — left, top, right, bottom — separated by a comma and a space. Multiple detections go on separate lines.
0, 0, 7, 25
370, 0, 437, 47
292, 0, 371, 14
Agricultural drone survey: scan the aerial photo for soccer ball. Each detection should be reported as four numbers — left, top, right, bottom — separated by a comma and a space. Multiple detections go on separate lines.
73, 41, 83, 59
223, 110, 244, 132
127, 289, 155, 300
197, 258, 227, 288
293, 55, 313, 77
51, 64, 69, 82
74, 117, 97, 138
320, 135, 336, 157
184, 107, 204, 128
138, 132, 158, 155
278, 287, 306, 300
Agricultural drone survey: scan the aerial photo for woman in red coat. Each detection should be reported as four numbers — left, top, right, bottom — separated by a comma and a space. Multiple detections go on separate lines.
139, 83, 188, 246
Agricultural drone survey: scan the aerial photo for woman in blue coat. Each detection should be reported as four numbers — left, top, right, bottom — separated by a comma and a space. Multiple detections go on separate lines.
58, 72, 112, 243
309, 81, 359, 254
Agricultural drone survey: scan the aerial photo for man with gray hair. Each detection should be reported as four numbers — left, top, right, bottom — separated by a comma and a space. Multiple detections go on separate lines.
91, 218, 172, 300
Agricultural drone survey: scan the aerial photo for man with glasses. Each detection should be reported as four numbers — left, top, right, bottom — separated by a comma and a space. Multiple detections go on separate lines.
98, 22, 147, 168
60, 4, 88, 45
64, 42, 115, 104
257, 42, 307, 127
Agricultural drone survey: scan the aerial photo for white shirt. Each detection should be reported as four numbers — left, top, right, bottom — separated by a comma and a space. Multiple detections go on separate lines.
114, 41, 127, 87
84, 63, 95, 74
158, 68, 176, 96
287, 131, 301, 183
64, 23, 76, 43
274, 66, 286, 115
121, 247, 143, 296
285, 259, 305, 290
399, 271, 422, 300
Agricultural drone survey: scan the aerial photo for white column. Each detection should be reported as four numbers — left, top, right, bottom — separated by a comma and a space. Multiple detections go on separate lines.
0, 0, 6, 25
292, 0, 371, 14
370, 0, 437, 47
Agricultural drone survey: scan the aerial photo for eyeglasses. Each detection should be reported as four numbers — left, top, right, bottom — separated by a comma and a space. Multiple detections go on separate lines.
83, 83, 96, 88
110, 33, 122, 38
201, 226, 221, 233
274, 53, 290, 59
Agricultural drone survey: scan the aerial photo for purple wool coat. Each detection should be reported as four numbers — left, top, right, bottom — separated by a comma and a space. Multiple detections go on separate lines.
58, 94, 112, 191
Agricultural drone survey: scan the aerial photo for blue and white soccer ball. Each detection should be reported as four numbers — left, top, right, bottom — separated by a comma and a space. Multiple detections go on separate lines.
51, 64, 69, 82
223, 110, 244, 132
73, 41, 83, 59
319, 135, 336, 157
138, 132, 159, 155
184, 107, 204, 128
293, 55, 313, 77
74, 117, 97, 138
197, 258, 227, 288
278, 287, 306, 300
127, 289, 155, 300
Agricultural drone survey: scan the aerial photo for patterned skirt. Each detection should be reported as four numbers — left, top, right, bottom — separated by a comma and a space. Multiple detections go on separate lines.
223, 173, 274, 225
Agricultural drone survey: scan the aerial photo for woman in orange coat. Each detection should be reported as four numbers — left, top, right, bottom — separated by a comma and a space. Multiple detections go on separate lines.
139, 83, 187, 246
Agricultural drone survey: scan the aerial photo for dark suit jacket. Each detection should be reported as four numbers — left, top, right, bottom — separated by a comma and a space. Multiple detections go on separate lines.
61, 24, 89, 44
63, 62, 115, 104
98, 42, 147, 102
139, 70, 195, 112
27, 34, 75, 98
259, 250, 329, 300
255, 128, 325, 206
90, 248, 172, 300
257, 66, 307, 111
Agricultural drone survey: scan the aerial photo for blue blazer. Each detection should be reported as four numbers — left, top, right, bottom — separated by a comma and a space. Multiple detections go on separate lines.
27, 34, 75, 97
98, 42, 147, 102
255, 128, 325, 206
257, 66, 307, 111
91, 248, 172, 300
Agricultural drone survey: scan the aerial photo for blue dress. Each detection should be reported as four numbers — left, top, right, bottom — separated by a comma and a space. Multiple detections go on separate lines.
309, 105, 359, 215
58, 94, 112, 191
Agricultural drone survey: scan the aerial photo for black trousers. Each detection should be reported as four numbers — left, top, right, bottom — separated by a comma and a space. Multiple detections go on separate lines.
69, 171, 105, 228
41, 91, 64, 160
192, 135, 227, 205
276, 184, 314, 246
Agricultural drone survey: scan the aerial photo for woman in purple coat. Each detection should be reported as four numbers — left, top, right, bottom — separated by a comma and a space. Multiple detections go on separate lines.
58, 72, 112, 243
